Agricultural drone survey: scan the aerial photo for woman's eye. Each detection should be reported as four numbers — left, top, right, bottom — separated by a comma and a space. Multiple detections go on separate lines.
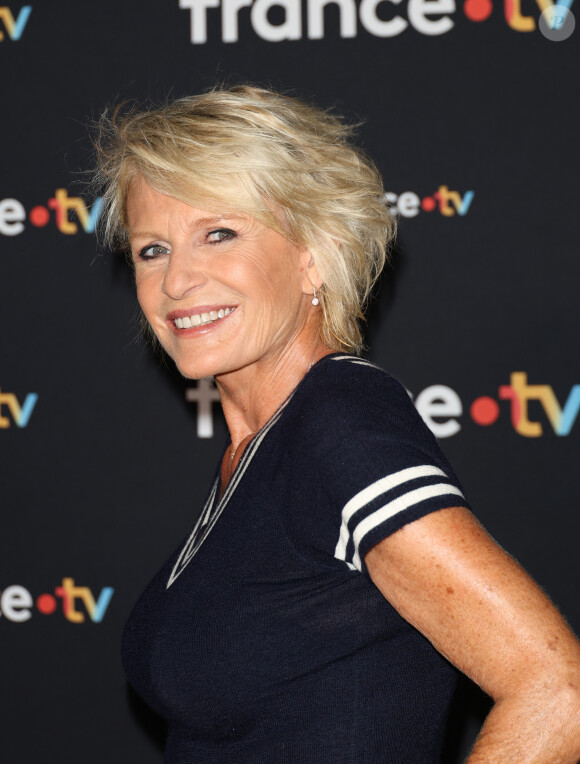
138, 244, 170, 260
207, 228, 236, 244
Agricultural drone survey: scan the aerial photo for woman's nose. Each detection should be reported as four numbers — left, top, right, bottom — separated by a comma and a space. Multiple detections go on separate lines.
162, 248, 207, 300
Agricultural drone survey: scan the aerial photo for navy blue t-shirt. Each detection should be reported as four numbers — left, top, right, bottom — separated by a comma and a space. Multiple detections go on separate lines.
122, 354, 468, 762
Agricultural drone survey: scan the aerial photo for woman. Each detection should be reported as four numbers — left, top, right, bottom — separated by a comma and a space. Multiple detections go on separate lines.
95, 85, 580, 762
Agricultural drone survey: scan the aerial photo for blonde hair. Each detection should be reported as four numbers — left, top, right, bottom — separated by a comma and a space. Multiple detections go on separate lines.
93, 85, 396, 353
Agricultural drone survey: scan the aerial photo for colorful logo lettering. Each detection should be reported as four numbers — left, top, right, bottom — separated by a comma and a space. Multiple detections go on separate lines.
0, 579, 114, 623
0, 388, 38, 428
414, 372, 580, 438
0, 5, 32, 41
498, 372, 580, 437
0, 191, 103, 236
384, 186, 475, 218
499, 0, 575, 31
180, 0, 576, 42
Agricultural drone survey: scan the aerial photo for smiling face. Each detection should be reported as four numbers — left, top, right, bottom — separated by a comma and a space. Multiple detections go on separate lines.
126, 175, 319, 382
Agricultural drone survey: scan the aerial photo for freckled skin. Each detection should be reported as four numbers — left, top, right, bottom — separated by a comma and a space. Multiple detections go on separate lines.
366, 508, 580, 762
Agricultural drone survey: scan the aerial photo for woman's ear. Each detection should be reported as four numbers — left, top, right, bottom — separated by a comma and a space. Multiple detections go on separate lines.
300, 251, 324, 293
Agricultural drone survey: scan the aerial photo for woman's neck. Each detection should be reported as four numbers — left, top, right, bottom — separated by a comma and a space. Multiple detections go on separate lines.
215, 337, 333, 454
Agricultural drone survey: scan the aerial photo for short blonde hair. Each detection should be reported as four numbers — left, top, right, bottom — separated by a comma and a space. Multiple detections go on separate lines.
93, 85, 395, 353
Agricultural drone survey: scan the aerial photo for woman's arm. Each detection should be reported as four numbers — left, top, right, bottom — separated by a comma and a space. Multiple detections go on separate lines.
365, 506, 580, 763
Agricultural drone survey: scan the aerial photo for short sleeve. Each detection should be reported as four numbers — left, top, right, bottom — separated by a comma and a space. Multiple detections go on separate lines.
286, 356, 469, 577
332, 446, 466, 574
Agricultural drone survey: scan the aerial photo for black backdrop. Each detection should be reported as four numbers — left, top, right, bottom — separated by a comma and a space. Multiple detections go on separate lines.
1, 1, 578, 761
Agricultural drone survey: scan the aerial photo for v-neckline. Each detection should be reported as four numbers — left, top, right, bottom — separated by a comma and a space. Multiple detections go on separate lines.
212, 352, 343, 507
166, 353, 352, 588
166, 382, 298, 588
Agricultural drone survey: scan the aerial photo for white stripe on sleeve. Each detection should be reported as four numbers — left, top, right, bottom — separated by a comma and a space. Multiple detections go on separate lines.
334, 465, 448, 561
349, 483, 464, 571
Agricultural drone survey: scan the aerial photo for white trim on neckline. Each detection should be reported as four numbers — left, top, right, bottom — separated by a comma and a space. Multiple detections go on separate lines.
166, 391, 295, 588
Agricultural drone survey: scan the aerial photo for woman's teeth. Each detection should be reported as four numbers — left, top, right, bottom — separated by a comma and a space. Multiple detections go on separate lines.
174, 307, 235, 329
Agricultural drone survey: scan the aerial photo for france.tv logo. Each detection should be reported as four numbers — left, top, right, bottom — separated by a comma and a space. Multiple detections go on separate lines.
179, 0, 576, 42
0, 190, 103, 236
384, 186, 475, 218
413, 372, 580, 439
0, 579, 114, 623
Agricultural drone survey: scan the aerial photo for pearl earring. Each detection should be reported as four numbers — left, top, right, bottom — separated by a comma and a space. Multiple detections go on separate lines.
312, 287, 320, 306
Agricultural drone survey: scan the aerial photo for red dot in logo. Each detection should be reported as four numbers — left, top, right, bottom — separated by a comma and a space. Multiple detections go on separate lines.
36, 593, 57, 615
470, 396, 500, 426
464, 0, 493, 21
29, 206, 50, 227
421, 196, 436, 212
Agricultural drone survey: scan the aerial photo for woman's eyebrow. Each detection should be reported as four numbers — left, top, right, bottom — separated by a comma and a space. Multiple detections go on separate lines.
128, 231, 166, 244
129, 215, 246, 244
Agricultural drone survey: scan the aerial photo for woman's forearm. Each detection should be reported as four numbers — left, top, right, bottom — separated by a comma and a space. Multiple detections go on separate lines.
365, 507, 580, 763
466, 684, 580, 763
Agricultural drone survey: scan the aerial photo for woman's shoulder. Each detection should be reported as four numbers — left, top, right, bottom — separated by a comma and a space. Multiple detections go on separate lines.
311, 352, 402, 389
274, 353, 469, 573
292, 353, 427, 444
280, 352, 460, 491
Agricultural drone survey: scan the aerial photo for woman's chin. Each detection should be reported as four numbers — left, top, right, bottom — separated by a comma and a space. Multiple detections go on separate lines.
171, 351, 232, 381
174, 360, 217, 381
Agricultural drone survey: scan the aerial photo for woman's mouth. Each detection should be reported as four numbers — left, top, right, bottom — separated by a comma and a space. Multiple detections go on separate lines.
172, 307, 236, 329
